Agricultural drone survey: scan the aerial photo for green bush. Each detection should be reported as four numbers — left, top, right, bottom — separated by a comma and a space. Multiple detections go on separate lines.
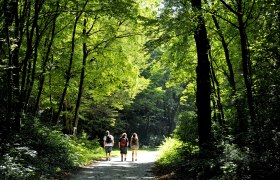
157, 137, 198, 167
0, 118, 104, 179
173, 111, 198, 143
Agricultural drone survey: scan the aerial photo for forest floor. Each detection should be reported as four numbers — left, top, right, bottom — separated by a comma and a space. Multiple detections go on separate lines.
64, 150, 159, 180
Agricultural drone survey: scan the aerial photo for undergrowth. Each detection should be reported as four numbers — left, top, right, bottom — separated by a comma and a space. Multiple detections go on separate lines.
0, 118, 104, 179
154, 133, 280, 180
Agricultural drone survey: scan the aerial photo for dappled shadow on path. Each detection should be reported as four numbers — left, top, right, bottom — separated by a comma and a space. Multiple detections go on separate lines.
67, 162, 155, 179
66, 151, 158, 180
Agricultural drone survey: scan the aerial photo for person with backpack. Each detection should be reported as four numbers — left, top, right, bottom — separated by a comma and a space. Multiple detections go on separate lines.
130, 133, 139, 161
103, 130, 114, 161
119, 133, 129, 161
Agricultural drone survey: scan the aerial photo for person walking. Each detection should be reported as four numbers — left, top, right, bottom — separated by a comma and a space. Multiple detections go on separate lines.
130, 133, 139, 161
103, 130, 114, 161
119, 133, 129, 161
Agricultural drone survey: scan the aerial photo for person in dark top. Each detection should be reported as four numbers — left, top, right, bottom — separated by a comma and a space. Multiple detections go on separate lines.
103, 130, 114, 161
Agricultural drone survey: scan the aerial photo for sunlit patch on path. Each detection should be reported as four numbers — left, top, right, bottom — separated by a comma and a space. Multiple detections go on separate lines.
67, 151, 159, 180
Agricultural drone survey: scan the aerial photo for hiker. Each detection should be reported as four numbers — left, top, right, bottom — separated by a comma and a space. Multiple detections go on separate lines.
130, 132, 139, 161
119, 132, 129, 161
103, 130, 114, 161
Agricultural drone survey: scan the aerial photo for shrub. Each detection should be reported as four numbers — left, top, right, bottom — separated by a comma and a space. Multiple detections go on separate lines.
157, 137, 198, 167
0, 118, 104, 179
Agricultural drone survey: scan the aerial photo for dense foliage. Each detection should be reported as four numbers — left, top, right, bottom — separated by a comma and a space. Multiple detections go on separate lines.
150, 0, 280, 179
0, 118, 103, 179
0, 0, 279, 179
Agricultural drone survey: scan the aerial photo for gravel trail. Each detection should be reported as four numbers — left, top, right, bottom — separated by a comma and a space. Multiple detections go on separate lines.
66, 150, 159, 180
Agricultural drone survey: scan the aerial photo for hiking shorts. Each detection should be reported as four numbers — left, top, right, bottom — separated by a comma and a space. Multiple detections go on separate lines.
105, 146, 112, 153
120, 147, 127, 154
131, 145, 139, 150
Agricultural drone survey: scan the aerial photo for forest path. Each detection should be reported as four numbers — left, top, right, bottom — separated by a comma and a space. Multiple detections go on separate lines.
66, 150, 159, 180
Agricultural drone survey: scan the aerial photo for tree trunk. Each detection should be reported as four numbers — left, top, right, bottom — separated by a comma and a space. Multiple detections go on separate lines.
11, 0, 25, 133
49, 56, 54, 122
219, 0, 255, 132
73, 18, 88, 133
209, 54, 224, 127
191, 0, 212, 149
164, 89, 181, 135
55, 14, 80, 125
237, 1, 256, 125
3, 0, 29, 132
34, 3, 59, 116
3, 0, 13, 132
210, 15, 246, 134
55, 0, 88, 125
23, 0, 44, 113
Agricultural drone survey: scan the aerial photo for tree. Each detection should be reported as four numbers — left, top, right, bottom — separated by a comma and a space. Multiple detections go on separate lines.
55, 0, 89, 126
190, 0, 212, 148
219, 0, 256, 128
34, 1, 60, 116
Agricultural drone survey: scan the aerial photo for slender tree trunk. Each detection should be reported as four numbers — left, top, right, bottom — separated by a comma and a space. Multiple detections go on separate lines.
3, 0, 13, 132
211, 2, 247, 136
73, 18, 88, 133
237, 1, 256, 125
209, 55, 224, 127
25, 0, 47, 113
209, 63, 217, 124
55, 0, 88, 125
21, 1, 33, 114
34, 3, 59, 115
11, 0, 23, 133
4, 0, 29, 132
165, 89, 180, 135
49, 56, 54, 122
219, 0, 255, 131
55, 14, 80, 125
191, 0, 212, 149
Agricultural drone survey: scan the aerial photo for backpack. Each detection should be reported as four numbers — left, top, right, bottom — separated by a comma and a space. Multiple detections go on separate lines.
120, 137, 127, 147
106, 135, 112, 143
131, 138, 137, 145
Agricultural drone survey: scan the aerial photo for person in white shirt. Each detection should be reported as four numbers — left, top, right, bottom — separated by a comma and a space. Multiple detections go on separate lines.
103, 130, 114, 161
130, 132, 139, 161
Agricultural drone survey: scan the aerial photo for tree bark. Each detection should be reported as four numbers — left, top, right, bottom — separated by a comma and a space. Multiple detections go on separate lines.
55, 14, 81, 125
34, 3, 59, 116
209, 54, 224, 127
55, 0, 89, 125
73, 18, 88, 133
219, 0, 256, 132
3, 0, 13, 132
191, 0, 212, 149
211, 14, 246, 134
10, 0, 26, 132
23, 0, 44, 113
237, 1, 256, 125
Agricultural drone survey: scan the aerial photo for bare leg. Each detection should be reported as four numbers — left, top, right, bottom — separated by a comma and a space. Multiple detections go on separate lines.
132, 150, 134, 161
135, 150, 138, 161
105, 148, 108, 160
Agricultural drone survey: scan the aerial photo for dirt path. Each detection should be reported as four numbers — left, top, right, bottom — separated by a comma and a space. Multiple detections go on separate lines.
66, 150, 159, 180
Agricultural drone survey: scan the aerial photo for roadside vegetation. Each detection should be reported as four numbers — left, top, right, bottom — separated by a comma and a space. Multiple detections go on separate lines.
0, 118, 104, 179
155, 133, 279, 179
0, 117, 157, 179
